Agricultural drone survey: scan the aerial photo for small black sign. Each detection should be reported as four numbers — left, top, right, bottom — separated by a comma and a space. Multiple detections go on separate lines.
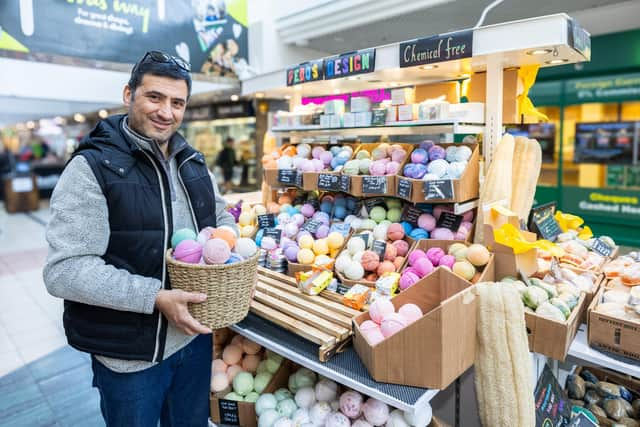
287, 59, 324, 86
568, 19, 591, 61
436, 212, 463, 232
529, 202, 562, 242
372, 240, 387, 261
397, 178, 412, 199
308, 198, 320, 211
534, 365, 571, 427
302, 219, 322, 234
401, 205, 423, 226
336, 283, 351, 295
400, 30, 473, 68
218, 399, 240, 425
424, 180, 455, 200
568, 413, 598, 427
372, 109, 387, 126
352, 233, 370, 249
339, 175, 351, 193
361, 176, 387, 194
295, 171, 304, 188
318, 174, 341, 191
363, 197, 387, 214
591, 238, 614, 257
278, 169, 298, 185
324, 49, 376, 80
263, 228, 282, 244
258, 214, 276, 229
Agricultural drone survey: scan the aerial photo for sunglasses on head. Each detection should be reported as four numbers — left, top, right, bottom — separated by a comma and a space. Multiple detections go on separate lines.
134, 50, 191, 73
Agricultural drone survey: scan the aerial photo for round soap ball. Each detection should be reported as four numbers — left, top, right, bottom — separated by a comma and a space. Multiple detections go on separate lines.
453, 260, 476, 280
417, 214, 436, 232
467, 244, 491, 267
301, 204, 315, 218
171, 228, 197, 249
380, 313, 407, 338
413, 257, 434, 278
428, 145, 446, 161
222, 344, 243, 366
236, 238, 258, 259
363, 399, 390, 426
174, 239, 203, 264
260, 236, 278, 251
369, 299, 395, 325
377, 260, 396, 276
393, 256, 405, 272
233, 372, 254, 396
297, 248, 315, 265
344, 263, 365, 281
387, 223, 405, 241
431, 227, 455, 240
211, 228, 237, 250
426, 247, 446, 266
226, 365, 243, 382
439, 254, 456, 269
409, 228, 429, 240
326, 232, 345, 250
298, 234, 314, 250
383, 244, 397, 262
213, 359, 228, 374
347, 237, 366, 255
312, 239, 329, 256
399, 271, 420, 291
211, 373, 230, 392
386, 208, 402, 223
242, 354, 262, 374
369, 206, 387, 223
392, 240, 409, 258
315, 224, 330, 239
408, 249, 427, 266
203, 238, 231, 264
398, 304, 423, 324
361, 250, 381, 272
339, 391, 364, 419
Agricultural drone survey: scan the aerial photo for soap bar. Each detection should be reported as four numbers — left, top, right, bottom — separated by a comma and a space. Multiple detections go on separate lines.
351, 96, 372, 113
343, 284, 371, 310
354, 112, 372, 127
330, 114, 343, 128
320, 114, 331, 128
391, 87, 416, 106
397, 104, 417, 121
343, 112, 356, 128
386, 106, 398, 123
324, 99, 346, 115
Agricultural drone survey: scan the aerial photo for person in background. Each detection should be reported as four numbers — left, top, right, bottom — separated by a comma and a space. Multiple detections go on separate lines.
216, 136, 236, 193
43, 50, 237, 426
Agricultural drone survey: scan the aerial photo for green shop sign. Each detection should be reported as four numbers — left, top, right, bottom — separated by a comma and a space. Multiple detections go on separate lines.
563, 187, 640, 222
565, 72, 640, 104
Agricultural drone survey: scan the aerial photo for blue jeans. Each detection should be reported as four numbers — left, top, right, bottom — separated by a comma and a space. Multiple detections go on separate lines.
91, 334, 212, 427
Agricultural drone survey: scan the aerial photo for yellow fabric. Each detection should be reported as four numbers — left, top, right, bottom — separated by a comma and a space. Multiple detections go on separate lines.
493, 223, 565, 257
554, 211, 594, 240
517, 65, 549, 122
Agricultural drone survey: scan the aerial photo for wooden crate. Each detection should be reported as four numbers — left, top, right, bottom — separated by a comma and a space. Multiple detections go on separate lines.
253, 267, 361, 361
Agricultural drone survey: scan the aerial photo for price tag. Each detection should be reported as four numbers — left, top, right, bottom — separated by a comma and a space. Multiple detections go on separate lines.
372, 240, 387, 261
263, 228, 282, 244
335, 283, 351, 295
352, 233, 370, 249
529, 202, 562, 242
401, 205, 422, 226
339, 175, 351, 193
277, 169, 298, 185
568, 413, 598, 427
361, 176, 387, 194
436, 212, 463, 232
591, 238, 614, 257
423, 179, 455, 200
317, 174, 341, 191
330, 222, 351, 237
295, 171, 304, 188
302, 219, 322, 234
257, 214, 276, 229
218, 399, 240, 425
397, 178, 412, 199
308, 198, 320, 211
363, 197, 387, 214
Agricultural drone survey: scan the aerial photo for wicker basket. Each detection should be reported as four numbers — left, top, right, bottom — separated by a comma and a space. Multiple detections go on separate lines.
166, 250, 259, 329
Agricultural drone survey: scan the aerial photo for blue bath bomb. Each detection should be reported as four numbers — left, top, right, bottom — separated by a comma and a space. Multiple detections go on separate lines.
400, 221, 414, 235
410, 228, 429, 240
320, 201, 333, 214
255, 229, 264, 247
333, 205, 347, 220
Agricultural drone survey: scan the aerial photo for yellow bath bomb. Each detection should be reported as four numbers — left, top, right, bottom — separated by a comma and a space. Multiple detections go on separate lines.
238, 212, 254, 227
453, 260, 476, 281
448, 243, 468, 257
240, 225, 256, 237
326, 232, 345, 250
254, 205, 267, 215
297, 248, 315, 265
312, 239, 329, 256
466, 244, 491, 267
298, 234, 314, 250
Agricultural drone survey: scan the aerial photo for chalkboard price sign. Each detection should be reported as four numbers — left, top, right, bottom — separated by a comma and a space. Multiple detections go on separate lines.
295, 171, 304, 188
257, 214, 276, 229
318, 174, 341, 191
529, 202, 562, 242
372, 240, 387, 261
263, 228, 282, 243
218, 400, 239, 425
362, 176, 387, 194
339, 175, 351, 193
302, 219, 322, 234
401, 205, 423, 226
591, 238, 614, 257
436, 212, 464, 232
424, 179, 455, 200
277, 169, 298, 185
397, 178, 412, 199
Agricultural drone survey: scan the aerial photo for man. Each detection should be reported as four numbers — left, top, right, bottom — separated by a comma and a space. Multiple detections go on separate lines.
216, 136, 236, 193
43, 51, 237, 426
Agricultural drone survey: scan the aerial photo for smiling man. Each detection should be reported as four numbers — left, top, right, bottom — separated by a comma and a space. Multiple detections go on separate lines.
43, 51, 237, 426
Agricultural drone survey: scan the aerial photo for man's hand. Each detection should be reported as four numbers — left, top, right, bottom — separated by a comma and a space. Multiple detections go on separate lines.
155, 289, 212, 336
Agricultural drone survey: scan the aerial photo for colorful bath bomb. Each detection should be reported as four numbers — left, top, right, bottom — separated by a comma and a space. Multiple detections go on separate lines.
315, 224, 330, 239
285, 245, 300, 262
439, 254, 456, 269
327, 232, 345, 250
390, 240, 408, 258
226, 365, 243, 382
431, 227, 455, 240
171, 228, 197, 249
313, 211, 331, 226
453, 260, 476, 281
377, 260, 396, 276
213, 359, 228, 374
392, 256, 405, 271
426, 247, 445, 265
411, 148, 429, 164
409, 228, 429, 240
174, 239, 203, 264
400, 221, 414, 235
383, 244, 397, 262
211, 228, 237, 250
298, 234, 314, 250
340, 391, 364, 419
369, 299, 395, 324
380, 313, 407, 338
312, 239, 329, 256
197, 226, 215, 245
417, 213, 436, 231
385, 161, 400, 175
261, 236, 278, 250
399, 271, 420, 290
301, 204, 315, 218
243, 339, 262, 355
347, 237, 366, 255
361, 250, 381, 272
399, 304, 423, 324
319, 150, 334, 166
428, 145, 446, 161
369, 206, 387, 223
369, 160, 387, 176
427, 159, 449, 178
390, 148, 407, 163
203, 238, 231, 264
386, 223, 405, 241
344, 263, 365, 281
297, 248, 315, 265
467, 244, 491, 267
212, 373, 230, 393
283, 223, 299, 239
312, 146, 326, 159
413, 257, 434, 278
408, 249, 427, 266
222, 344, 243, 365
386, 208, 402, 223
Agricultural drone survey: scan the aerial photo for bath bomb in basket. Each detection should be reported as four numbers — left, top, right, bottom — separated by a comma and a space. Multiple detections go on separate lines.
203, 238, 231, 264
174, 239, 203, 264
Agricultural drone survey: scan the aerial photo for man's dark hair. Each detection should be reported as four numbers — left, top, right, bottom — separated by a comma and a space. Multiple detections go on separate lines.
128, 54, 192, 99
225, 136, 235, 144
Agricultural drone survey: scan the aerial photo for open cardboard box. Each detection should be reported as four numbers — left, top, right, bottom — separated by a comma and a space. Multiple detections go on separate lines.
347, 143, 413, 197
302, 143, 360, 192
483, 224, 538, 279
395, 143, 479, 204
587, 286, 640, 362
353, 268, 477, 389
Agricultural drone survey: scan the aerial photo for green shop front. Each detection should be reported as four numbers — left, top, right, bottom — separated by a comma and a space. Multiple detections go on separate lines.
524, 29, 640, 246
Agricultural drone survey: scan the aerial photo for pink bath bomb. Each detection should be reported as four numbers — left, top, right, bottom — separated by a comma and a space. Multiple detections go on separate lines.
197, 226, 215, 245
369, 160, 387, 176
454, 230, 468, 241
460, 221, 473, 231
203, 238, 231, 264
340, 391, 364, 418
174, 239, 203, 264
360, 320, 379, 332
417, 214, 436, 232
369, 299, 395, 325
361, 250, 381, 272
311, 158, 324, 172
380, 313, 407, 338
408, 249, 427, 266
439, 254, 456, 268
390, 148, 407, 163
432, 205, 450, 220
413, 257, 434, 278
362, 326, 385, 346
284, 223, 299, 238
403, 267, 420, 277
226, 364, 243, 381
211, 373, 230, 392
462, 210, 474, 222
299, 159, 314, 172
362, 399, 390, 426
222, 344, 243, 365
312, 146, 326, 159
385, 161, 400, 175
426, 247, 446, 265
301, 204, 315, 218
392, 240, 409, 257
398, 304, 423, 324
213, 359, 228, 374
387, 223, 405, 241
431, 227, 454, 240
399, 271, 420, 290
320, 150, 334, 166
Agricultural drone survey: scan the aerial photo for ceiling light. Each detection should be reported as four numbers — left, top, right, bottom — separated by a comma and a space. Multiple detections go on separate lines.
346, 76, 360, 81
74, 113, 86, 123
527, 48, 553, 55
26, 121, 35, 129
255, 92, 265, 98
53, 116, 66, 125
546, 58, 569, 64
98, 109, 109, 119
230, 94, 239, 101
284, 95, 292, 100
419, 65, 438, 70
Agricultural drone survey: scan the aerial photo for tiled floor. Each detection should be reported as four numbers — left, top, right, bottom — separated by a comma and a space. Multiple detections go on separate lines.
0, 202, 105, 427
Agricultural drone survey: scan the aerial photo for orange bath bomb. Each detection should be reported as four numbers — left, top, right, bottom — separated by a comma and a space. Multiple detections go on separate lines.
213, 359, 228, 374
211, 228, 237, 250
387, 223, 405, 241
222, 344, 243, 366
393, 256, 405, 271
278, 194, 293, 205
242, 354, 261, 374
365, 273, 378, 282
384, 244, 398, 261
377, 260, 396, 276
361, 250, 380, 272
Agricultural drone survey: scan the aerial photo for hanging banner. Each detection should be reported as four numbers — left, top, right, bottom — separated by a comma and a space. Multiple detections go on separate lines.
0, 0, 249, 75
399, 30, 473, 68
286, 59, 324, 86
324, 48, 375, 80
565, 72, 640, 104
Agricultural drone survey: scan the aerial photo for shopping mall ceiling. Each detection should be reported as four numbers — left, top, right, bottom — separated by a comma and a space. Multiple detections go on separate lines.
283, 0, 640, 54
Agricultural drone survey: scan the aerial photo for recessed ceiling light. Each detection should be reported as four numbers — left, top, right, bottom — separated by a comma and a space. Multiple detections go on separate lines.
527, 48, 553, 55
546, 58, 568, 64
53, 116, 65, 125
74, 113, 86, 123
98, 109, 109, 119
420, 65, 438, 70
230, 94, 239, 101
346, 76, 360, 81
284, 95, 292, 100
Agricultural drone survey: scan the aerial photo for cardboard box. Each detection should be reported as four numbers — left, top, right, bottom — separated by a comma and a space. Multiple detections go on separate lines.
467, 70, 521, 123
324, 99, 345, 115
354, 111, 373, 127
397, 104, 418, 121
414, 82, 460, 104
320, 114, 331, 128
484, 224, 539, 278
351, 96, 372, 113
353, 268, 477, 389
342, 112, 356, 128
574, 366, 640, 398
395, 143, 479, 204
588, 286, 640, 362
417, 102, 449, 121
348, 143, 412, 197
4, 175, 39, 213
448, 102, 484, 122
391, 87, 416, 106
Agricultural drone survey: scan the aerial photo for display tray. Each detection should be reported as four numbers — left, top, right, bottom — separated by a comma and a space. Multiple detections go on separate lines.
231, 312, 439, 412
